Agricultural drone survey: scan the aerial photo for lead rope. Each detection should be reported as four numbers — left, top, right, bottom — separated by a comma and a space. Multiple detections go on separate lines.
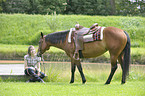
41, 55, 45, 74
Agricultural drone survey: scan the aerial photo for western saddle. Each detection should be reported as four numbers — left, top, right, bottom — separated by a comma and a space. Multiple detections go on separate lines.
73, 23, 99, 60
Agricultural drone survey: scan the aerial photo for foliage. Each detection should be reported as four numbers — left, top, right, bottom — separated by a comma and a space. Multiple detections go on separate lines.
38, 0, 66, 14
0, 0, 145, 16
1, 0, 30, 13
116, 0, 145, 16
65, 0, 111, 15
0, 0, 66, 14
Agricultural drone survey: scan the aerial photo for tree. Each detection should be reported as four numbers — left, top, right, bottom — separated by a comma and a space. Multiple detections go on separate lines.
65, 0, 111, 15
110, 0, 116, 15
116, 0, 140, 16
38, 0, 66, 14
1, 0, 30, 13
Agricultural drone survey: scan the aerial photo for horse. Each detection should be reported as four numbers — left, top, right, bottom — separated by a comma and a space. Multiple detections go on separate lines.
37, 26, 131, 84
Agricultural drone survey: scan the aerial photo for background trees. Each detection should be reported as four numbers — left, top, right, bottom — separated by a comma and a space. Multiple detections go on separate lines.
0, 0, 145, 16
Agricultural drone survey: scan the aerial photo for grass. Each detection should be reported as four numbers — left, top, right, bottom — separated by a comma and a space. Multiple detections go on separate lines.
0, 14, 144, 63
0, 44, 64, 53
0, 14, 145, 47
0, 81, 145, 96
42, 62, 145, 82
0, 63, 145, 95
1, 44, 145, 54
0, 44, 145, 63
1, 62, 145, 82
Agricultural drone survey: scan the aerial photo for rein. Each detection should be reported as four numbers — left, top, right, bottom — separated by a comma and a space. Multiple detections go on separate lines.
41, 55, 45, 74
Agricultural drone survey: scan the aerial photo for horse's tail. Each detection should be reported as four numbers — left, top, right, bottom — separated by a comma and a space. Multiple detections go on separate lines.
123, 31, 131, 77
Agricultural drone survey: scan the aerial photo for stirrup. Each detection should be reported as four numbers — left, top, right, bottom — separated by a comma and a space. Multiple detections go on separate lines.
73, 52, 80, 60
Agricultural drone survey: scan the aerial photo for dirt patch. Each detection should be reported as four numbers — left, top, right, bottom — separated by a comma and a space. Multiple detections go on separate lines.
0, 60, 24, 64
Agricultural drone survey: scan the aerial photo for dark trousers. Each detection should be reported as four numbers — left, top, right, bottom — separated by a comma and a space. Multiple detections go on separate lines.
24, 68, 45, 82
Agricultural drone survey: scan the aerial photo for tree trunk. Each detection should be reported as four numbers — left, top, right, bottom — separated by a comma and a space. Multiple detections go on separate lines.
110, 0, 116, 15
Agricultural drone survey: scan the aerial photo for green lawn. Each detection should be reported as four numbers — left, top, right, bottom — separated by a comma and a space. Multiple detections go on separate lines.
0, 81, 145, 96
0, 63, 145, 96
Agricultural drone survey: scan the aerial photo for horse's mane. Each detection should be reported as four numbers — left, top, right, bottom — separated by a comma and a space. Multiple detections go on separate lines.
45, 30, 70, 44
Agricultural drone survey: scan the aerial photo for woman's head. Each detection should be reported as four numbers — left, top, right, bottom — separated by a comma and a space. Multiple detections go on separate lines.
28, 45, 36, 56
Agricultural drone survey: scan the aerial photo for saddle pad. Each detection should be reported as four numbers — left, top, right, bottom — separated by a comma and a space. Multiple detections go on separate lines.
68, 28, 75, 43
93, 27, 102, 41
83, 27, 105, 42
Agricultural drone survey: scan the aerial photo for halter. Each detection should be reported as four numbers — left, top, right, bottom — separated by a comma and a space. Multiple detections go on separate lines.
38, 35, 46, 57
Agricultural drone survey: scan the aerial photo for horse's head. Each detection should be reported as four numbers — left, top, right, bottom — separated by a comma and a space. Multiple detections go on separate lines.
37, 32, 50, 57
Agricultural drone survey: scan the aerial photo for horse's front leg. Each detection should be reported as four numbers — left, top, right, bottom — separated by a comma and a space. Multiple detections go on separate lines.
76, 61, 86, 84
70, 60, 76, 83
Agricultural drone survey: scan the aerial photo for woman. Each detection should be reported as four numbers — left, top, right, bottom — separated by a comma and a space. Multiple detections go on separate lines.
24, 45, 45, 83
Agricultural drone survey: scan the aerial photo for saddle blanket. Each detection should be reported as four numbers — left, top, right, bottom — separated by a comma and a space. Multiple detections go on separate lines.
83, 27, 105, 42
68, 27, 106, 43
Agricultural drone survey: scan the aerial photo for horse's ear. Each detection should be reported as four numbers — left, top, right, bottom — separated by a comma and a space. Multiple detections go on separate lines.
41, 32, 43, 38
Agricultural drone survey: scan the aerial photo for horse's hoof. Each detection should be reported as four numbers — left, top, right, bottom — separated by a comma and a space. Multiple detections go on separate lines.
70, 81, 74, 84
105, 82, 110, 85
82, 80, 86, 84
121, 81, 125, 84
105, 83, 110, 85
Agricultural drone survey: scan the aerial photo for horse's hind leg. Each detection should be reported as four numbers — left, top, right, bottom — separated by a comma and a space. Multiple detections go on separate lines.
105, 55, 118, 84
118, 53, 126, 84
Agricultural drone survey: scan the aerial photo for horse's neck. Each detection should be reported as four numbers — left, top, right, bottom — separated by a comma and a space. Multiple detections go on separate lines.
47, 30, 69, 51
51, 43, 65, 50
50, 37, 68, 50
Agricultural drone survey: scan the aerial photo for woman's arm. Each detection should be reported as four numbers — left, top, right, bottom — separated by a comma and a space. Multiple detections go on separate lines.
37, 62, 41, 72
24, 58, 28, 69
36, 57, 41, 75
36, 61, 41, 76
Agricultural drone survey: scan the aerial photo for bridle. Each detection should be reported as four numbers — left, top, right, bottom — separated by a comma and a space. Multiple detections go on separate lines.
37, 37, 43, 57
38, 37, 46, 74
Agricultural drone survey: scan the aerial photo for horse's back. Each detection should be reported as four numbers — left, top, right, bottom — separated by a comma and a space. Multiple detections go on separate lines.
82, 27, 127, 58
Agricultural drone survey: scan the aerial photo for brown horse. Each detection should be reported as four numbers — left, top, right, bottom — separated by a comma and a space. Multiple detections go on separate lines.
37, 27, 130, 84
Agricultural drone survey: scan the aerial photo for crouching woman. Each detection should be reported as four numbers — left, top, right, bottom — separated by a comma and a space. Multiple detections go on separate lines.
24, 45, 45, 83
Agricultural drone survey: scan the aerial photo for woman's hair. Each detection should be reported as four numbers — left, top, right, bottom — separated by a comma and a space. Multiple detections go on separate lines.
28, 45, 34, 56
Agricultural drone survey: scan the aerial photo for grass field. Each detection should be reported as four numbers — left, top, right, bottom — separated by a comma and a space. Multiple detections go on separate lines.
43, 62, 145, 82
0, 81, 145, 96
0, 63, 145, 95
0, 14, 145, 63
0, 14, 145, 95
1, 62, 145, 82
0, 14, 145, 47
